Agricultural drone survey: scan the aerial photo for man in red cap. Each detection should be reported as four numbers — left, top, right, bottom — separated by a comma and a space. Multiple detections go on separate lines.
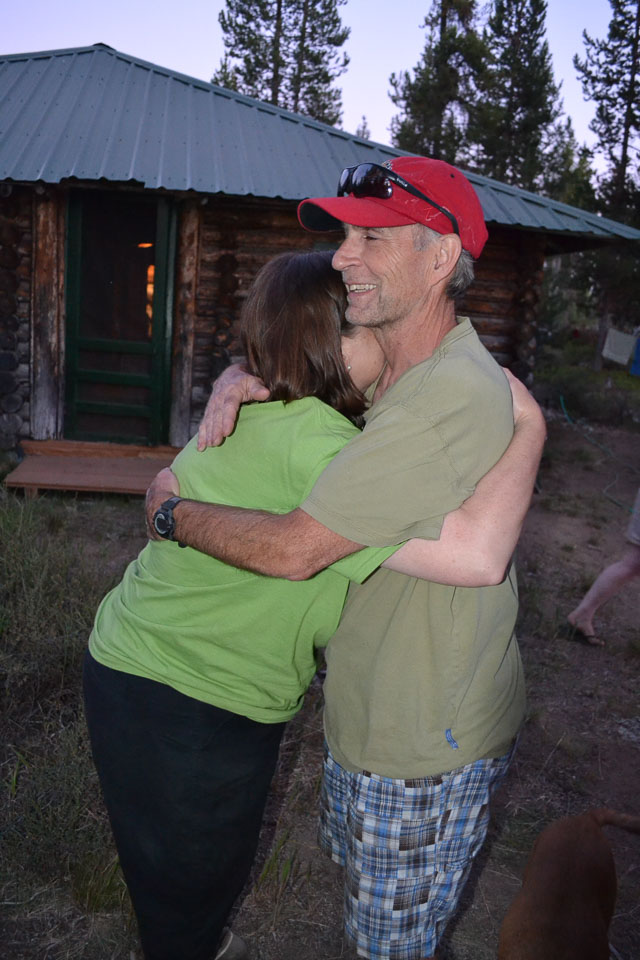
147, 157, 531, 959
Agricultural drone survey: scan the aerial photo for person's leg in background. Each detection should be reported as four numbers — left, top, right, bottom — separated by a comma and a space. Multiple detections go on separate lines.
568, 488, 640, 644
568, 543, 640, 643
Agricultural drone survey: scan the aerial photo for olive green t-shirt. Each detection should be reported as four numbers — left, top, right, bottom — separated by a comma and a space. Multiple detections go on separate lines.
302, 320, 526, 777
89, 398, 397, 724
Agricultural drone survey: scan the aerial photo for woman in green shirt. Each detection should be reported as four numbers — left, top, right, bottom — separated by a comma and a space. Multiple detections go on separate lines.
83, 251, 398, 960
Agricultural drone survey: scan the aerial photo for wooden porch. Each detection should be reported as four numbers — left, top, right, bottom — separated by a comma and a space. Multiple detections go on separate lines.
3, 440, 180, 497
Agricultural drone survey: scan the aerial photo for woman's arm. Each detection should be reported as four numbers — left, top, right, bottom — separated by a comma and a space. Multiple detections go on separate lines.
382, 371, 546, 587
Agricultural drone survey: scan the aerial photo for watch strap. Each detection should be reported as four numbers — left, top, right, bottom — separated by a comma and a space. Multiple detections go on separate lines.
153, 496, 184, 542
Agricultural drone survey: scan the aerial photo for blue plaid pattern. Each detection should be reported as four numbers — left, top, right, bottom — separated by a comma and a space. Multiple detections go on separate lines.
319, 744, 514, 959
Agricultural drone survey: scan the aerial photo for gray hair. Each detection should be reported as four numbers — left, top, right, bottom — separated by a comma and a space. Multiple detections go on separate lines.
413, 224, 475, 300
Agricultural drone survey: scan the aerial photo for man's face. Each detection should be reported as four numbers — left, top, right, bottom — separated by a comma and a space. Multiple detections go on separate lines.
331, 223, 434, 329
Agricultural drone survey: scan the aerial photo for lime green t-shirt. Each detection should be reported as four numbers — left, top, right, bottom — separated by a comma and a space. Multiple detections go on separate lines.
89, 398, 397, 723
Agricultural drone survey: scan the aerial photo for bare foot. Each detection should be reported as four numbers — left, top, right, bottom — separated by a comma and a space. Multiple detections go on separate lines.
567, 613, 605, 646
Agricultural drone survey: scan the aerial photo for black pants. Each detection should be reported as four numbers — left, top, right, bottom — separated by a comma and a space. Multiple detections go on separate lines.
83, 651, 286, 960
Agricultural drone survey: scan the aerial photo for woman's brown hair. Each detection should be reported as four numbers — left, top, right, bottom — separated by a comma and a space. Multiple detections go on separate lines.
240, 251, 367, 423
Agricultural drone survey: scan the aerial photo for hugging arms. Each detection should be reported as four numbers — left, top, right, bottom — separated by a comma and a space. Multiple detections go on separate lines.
147, 363, 544, 586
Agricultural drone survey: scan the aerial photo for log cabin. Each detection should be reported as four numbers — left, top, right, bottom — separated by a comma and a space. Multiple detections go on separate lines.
1, 44, 639, 493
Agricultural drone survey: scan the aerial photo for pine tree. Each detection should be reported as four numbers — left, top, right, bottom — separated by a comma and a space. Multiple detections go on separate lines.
355, 116, 371, 140
211, 54, 241, 92
539, 118, 596, 208
574, 0, 640, 217
535, 117, 598, 353
288, 0, 349, 124
212, 0, 350, 126
467, 0, 561, 190
212, 0, 279, 104
389, 0, 486, 163
573, 0, 640, 366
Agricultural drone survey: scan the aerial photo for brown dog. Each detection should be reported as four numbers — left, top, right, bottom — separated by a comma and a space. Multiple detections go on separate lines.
498, 808, 640, 960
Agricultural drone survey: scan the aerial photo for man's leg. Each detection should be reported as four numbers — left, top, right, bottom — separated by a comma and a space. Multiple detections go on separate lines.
320, 744, 514, 960
83, 651, 285, 960
317, 743, 350, 868
568, 544, 640, 640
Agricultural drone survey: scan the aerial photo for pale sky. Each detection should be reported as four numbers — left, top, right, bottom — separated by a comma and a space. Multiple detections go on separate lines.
2, 0, 613, 151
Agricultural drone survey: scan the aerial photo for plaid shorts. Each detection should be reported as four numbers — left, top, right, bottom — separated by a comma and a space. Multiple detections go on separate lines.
319, 743, 515, 960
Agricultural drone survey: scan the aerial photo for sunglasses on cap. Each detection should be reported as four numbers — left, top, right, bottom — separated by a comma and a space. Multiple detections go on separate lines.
337, 163, 460, 237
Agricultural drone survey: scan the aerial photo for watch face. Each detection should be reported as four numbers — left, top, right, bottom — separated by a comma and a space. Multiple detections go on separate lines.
154, 512, 172, 537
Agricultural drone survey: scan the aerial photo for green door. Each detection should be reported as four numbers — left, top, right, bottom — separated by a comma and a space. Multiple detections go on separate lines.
65, 191, 175, 444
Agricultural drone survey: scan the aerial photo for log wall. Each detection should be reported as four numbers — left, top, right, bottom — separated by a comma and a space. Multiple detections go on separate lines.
0, 186, 32, 451
468, 229, 545, 378
31, 189, 66, 439
187, 197, 315, 434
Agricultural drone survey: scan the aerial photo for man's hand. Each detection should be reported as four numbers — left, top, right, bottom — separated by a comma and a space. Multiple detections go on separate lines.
197, 364, 270, 450
145, 467, 181, 539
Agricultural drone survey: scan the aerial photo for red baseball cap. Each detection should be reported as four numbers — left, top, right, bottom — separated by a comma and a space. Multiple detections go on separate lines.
297, 157, 488, 259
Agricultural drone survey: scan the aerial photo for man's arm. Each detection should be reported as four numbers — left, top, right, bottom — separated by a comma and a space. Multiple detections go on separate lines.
146, 473, 363, 580
180, 362, 357, 579
197, 363, 269, 450
382, 371, 545, 586
146, 374, 544, 585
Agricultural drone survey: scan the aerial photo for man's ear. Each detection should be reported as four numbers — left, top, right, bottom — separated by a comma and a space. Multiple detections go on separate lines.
432, 234, 462, 281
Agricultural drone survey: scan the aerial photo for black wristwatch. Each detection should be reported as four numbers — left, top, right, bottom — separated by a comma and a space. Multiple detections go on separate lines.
152, 497, 186, 545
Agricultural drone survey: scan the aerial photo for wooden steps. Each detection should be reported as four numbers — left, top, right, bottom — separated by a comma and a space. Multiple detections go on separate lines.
3, 440, 181, 497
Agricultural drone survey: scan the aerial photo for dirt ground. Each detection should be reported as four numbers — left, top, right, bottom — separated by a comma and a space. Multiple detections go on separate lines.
227, 415, 640, 960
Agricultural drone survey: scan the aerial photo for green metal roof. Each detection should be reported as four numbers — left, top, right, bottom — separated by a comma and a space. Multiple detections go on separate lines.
1, 43, 638, 250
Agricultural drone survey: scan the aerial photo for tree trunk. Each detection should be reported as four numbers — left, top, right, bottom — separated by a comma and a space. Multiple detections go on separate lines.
614, 0, 640, 209
270, 0, 284, 105
291, 0, 310, 114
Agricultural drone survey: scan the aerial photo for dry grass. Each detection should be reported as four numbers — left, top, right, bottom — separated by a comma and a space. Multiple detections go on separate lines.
0, 493, 145, 960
